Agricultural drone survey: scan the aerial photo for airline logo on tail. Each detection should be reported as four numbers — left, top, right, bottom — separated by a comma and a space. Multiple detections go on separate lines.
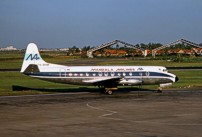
25, 54, 41, 61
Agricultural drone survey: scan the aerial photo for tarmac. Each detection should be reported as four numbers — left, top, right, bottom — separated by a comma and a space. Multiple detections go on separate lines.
0, 90, 201, 137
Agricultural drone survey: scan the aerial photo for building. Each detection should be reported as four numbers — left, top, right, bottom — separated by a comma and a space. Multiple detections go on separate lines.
59, 48, 69, 51
0, 45, 18, 51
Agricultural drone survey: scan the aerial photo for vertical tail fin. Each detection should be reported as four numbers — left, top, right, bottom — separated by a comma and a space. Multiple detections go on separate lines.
21, 43, 46, 73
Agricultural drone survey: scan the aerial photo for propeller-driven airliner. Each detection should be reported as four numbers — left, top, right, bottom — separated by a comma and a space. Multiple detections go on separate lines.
21, 43, 179, 94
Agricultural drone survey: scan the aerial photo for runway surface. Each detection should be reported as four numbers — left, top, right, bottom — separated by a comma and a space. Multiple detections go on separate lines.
0, 91, 201, 137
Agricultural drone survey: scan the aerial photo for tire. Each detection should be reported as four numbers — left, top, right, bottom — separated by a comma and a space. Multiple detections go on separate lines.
106, 90, 113, 95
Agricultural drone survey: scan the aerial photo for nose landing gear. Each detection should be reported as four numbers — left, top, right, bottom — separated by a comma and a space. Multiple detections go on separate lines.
157, 87, 163, 93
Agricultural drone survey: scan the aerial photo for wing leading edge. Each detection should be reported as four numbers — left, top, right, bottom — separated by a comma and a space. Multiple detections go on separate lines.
83, 76, 121, 87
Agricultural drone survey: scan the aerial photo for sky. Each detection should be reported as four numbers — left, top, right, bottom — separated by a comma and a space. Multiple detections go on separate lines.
0, 0, 202, 48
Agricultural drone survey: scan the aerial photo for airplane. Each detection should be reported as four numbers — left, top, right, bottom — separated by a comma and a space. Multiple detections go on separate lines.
20, 43, 179, 95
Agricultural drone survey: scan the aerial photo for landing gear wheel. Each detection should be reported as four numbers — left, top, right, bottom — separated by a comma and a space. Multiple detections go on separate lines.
104, 87, 117, 95
106, 90, 113, 95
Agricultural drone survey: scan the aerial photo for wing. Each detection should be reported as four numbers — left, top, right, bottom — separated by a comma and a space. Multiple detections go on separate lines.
83, 76, 121, 87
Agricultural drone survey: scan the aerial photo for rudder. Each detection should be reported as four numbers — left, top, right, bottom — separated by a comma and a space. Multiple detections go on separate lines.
21, 43, 46, 73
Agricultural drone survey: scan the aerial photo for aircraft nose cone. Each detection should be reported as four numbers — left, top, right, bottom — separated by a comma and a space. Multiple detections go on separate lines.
175, 76, 179, 82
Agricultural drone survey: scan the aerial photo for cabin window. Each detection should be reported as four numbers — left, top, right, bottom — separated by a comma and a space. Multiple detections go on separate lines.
98, 72, 102, 76
86, 73, 89, 76
111, 72, 114, 76
139, 72, 142, 76
93, 73, 96, 76
104, 72, 108, 76
146, 72, 150, 76
129, 72, 132, 76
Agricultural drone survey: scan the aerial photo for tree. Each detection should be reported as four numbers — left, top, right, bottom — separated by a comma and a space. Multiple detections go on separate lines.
82, 46, 91, 52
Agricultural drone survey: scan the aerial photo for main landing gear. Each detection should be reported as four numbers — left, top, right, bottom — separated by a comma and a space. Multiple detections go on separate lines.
105, 87, 118, 95
99, 86, 118, 95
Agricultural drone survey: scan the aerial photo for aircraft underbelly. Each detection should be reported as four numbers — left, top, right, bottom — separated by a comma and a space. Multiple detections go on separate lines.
37, 76, 173, 86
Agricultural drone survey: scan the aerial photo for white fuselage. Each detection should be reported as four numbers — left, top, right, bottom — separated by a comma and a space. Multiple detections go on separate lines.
25, 63, 177, 86
21, 43, 178, 91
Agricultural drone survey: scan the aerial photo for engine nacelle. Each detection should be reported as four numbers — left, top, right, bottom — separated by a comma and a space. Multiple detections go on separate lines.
119, 79, 142, 85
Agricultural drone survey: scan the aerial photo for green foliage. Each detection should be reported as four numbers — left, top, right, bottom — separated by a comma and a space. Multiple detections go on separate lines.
82, 46, 91, 51
0, 72, 81, 96
173, 55, 202, 63
169, 70, 202, 88
139, 43, 163, 50
168, 43, 192, 50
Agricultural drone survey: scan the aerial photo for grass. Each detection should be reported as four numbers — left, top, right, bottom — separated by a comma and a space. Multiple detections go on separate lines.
1, 57, 202, 69
0, 51, 202, 69
0, 52, 201, 96
0, 72, 87, 96
1, 54, 202, 69
0, 52, 78, 69
97, 59, 202, 67
0, 70, 202, 96
169, 70, 202, 88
